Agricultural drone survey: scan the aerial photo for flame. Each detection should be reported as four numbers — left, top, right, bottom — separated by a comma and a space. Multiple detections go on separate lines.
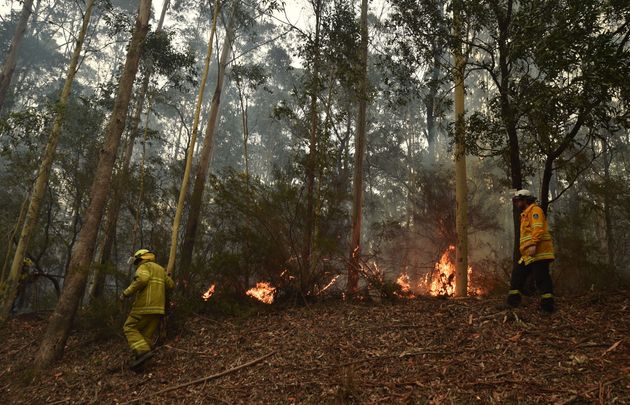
317, 275, 340, 295
202, 284, 216, 301
419, 245, 484, 297
395, 272, 415, 297
246, 282, 276, 304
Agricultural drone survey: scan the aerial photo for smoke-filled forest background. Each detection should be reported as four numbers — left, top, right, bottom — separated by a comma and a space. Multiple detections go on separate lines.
0, 0, 629, 371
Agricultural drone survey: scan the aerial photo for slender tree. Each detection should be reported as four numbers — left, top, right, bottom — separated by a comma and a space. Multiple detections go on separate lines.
166, 0, 222, 276
0, 0, 96, 323
0, 0, 34, 111
347, 0, 369, 295
304, 0, 322, 286
179, 4, 238, 284
34, 0, 152, 370
89, 0, 171, 300
453, 0, 468, 297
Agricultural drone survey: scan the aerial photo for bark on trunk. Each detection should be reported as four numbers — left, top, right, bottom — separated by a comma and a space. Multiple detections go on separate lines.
453, 0, 468, 297
0, 0, 34, 111
491, 0, 523, 268
179, 7, 237, 284
89, 0, 170, 300
33, 0, 151, 370
166, 0, 222, 276
347, 0, 369, 295
0, 0, 95, 323
304, 0, 322, 290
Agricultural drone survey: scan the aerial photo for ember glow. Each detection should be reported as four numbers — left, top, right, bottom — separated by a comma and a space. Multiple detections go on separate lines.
202, 284, 216, 301
246, 282, 276, 304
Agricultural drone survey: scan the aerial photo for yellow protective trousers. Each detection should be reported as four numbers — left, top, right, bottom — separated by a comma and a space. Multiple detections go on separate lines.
123, 313, 161, 355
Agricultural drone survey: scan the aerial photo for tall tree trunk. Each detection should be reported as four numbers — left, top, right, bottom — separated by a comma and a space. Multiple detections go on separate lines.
602, 144, 615, 270
0, 0, 34, 112
236, 82, 250, 186
0, 0, 96, 324
453, 0, 468, 297
89, 0, 171, 300
179, 7, 237, 284
491, 0, 523, 267
347, 0, 369, 295
33, 0, 151, 370
1, 196, 28, 284
166, 0, 222, 276
304, 0, 322, 291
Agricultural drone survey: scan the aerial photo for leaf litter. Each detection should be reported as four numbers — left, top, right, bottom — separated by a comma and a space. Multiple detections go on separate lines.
0, 291, 628, 404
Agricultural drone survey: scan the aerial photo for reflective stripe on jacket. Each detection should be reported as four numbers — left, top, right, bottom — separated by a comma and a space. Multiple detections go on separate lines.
123, 260, 174, 315
519, 203, 555, 265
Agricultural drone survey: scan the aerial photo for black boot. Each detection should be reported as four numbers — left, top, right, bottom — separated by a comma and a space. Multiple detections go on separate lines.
506, 291, 522, 308
130, 350, 154, 370
540, 297, 555, 313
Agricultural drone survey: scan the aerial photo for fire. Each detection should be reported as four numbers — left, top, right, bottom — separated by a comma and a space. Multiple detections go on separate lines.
420, 245, 482, 296
318, 275, 340, 295
246, 282, 276, 304
202, 284, 216, 301
395, 272, 415, 297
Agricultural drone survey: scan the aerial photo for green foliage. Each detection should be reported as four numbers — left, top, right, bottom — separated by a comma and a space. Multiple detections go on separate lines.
141, 30, 197, 90
190, 168, 347, 302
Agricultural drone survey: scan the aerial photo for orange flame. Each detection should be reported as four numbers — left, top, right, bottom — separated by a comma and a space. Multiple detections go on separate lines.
202, 284, 216, 301
318, 275, 340, 295
418, 245, 484, 296
395, 272, 415, 297
246, 282, 276, 304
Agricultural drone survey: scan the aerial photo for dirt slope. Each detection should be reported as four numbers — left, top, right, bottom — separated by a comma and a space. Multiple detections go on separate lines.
1, 292, 628, 404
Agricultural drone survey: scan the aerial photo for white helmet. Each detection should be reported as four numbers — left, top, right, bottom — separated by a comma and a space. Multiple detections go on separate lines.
512, 189, 534, 201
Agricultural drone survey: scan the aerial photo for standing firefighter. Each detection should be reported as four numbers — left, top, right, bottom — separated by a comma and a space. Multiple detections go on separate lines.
506, 190, 555, 313
120, 249, 174, 369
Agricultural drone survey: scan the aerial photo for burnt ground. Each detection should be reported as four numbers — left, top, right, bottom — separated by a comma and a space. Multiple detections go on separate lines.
1, 291, 628, 404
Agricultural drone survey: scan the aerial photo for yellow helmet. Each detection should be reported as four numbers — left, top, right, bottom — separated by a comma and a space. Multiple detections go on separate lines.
134, 249, 151, 258
128, 249, 155, 264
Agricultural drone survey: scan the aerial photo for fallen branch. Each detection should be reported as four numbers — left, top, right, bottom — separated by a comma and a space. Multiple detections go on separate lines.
120, 351, 277, 404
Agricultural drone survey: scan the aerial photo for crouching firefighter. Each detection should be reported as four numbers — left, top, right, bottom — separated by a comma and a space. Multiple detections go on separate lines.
120, 249, 174, 369
506, 190, 555, 313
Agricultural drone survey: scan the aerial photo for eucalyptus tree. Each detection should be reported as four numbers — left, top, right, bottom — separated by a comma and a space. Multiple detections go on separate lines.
0, 0, 34, 111
34, 0, 152, 370
347, 0, 369, 295
177, 2, 238, 285
0, 0, 96, 323
166, 0, 222, 280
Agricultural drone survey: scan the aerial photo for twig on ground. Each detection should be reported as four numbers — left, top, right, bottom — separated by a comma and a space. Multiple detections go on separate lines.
120, 351, 277, 404
555, 377, 625, 405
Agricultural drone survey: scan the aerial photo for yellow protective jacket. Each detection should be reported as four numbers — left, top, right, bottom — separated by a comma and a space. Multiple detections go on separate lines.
519, 203, 555, 265
123, 260, 174, 315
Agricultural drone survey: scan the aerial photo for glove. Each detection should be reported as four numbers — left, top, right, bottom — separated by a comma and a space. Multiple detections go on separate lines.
118, 292, 128, 302
525, 245, 536, 256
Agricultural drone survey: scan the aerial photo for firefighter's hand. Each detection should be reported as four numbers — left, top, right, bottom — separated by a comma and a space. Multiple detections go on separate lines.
525, 246, 536, 256
118, 293, 128, 302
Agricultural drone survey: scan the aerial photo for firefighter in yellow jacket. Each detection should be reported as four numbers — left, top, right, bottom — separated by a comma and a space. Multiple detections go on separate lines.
506, 190, 555, 313
120, 249, 174, 368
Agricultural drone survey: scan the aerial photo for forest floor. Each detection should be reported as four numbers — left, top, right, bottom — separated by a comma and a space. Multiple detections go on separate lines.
1, 291, 628, 404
